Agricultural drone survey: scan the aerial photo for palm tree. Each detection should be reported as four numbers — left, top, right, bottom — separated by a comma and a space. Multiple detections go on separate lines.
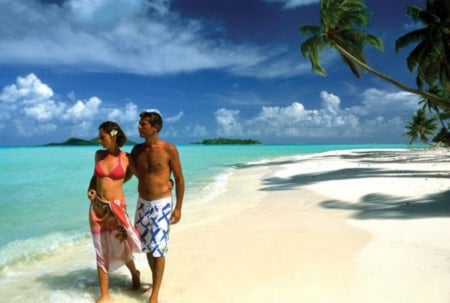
300, 0, 450, 110
404, 108, 437, 144
418, 86, 450, 129
300, 0, 382, 79
420, 87, 450, 145
395, 0, 450, 93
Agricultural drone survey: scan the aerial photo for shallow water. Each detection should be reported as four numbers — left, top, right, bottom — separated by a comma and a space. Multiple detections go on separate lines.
0, 143, 414, 302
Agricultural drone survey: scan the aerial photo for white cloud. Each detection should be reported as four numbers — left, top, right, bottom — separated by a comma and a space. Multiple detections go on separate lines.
0, 73, 141, 141
108, 102, 139, 123
0, 73, 53, 104
15, 121, 58, 138
229, 51, 312, 79
212, 88, 419, 142
263, 0, 318, 9
349, 89, 419, 117
0, 74, 64, 123
215, 108, 243, 136
0, 0, 303, 79
165, 111, 184, 123
179, 124, 208, 138
321, 91, 340, 114
23, 100, 65, 122
63, 97, 101, 120
0, 73, 421, 145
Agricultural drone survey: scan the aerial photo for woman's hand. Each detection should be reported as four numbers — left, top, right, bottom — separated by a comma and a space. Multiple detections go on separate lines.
88, 189, 96, 202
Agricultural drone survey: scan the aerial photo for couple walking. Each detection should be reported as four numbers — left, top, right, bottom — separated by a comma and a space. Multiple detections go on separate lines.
87, 110, 184, 303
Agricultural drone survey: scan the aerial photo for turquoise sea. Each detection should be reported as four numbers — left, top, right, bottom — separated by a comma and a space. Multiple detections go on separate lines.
0, 144, 416, 302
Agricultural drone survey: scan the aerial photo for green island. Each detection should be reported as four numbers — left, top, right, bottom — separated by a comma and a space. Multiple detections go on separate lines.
43, 137, 137, 146
45, 137, 260, 146
192, 138, 261, 145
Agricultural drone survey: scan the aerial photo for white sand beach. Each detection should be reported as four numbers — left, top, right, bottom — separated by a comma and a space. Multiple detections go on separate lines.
126, 148, 450, 303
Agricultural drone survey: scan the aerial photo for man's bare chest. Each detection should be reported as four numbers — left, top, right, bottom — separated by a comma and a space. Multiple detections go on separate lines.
137, 149, 168, 172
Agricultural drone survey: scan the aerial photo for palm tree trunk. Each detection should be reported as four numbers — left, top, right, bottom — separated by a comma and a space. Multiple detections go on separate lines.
333, 43, 450, 111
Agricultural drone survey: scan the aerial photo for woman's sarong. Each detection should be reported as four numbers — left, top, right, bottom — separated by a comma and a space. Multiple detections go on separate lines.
89, 197, 141, 273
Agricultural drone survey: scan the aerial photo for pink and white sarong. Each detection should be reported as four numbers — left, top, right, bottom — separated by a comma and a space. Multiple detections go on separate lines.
89, 197, 141, 273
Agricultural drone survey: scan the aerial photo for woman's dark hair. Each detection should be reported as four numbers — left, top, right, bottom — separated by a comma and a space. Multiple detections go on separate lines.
99, 121, 127, 147
140, 111, 163, 133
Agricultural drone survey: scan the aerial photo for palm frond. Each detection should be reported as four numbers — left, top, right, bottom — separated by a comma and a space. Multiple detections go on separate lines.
300, 36, 328, 76
299, 25, 321, 36
395, 29, 427, 52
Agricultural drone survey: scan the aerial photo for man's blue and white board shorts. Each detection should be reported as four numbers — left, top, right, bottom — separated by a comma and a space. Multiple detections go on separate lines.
135, 196, 172, 257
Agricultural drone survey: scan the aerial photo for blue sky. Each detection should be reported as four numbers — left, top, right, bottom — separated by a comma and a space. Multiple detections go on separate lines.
0, 0, 425, 146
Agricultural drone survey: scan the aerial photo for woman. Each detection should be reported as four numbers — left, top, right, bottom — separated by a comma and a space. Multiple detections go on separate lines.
87, 121, 141, 303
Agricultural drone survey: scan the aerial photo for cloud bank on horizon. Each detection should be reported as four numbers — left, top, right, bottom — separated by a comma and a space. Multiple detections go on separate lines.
0, 0, 422, 145
0, 73, 418, 145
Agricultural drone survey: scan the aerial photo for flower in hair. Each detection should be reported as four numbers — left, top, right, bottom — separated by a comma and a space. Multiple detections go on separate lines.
110, 129, 118, 136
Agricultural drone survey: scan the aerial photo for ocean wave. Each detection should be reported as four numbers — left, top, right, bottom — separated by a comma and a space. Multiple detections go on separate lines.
186, 168, 232, 206
0, 232, 89, 269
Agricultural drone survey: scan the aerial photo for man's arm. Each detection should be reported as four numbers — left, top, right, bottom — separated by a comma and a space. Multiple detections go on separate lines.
88, 175, 96, 191
124, 152, 137, 182
87, 151, 100, 201
169, 144, 184, 224
87, 175, 97, 201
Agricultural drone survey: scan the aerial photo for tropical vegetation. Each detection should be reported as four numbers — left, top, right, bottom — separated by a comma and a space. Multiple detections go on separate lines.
44, 137, 137, 146
404, 108, 437, 144
300, 0, 450, 145
193, 138, 261, 145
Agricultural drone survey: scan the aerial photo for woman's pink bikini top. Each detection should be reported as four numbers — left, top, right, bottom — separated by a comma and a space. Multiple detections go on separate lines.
94, 152, 125, 180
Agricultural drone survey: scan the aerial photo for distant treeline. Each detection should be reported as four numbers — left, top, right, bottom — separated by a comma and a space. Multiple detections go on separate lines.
192, 138, 261, 145
43, 137, 137, 146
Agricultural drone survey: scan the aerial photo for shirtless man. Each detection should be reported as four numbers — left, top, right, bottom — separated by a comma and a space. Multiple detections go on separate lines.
131, 111, 185, 303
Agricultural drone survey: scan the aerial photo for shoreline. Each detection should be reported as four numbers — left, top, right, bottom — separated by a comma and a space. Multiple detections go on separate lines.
2, 147, 449, 302
161, 148, 450, 303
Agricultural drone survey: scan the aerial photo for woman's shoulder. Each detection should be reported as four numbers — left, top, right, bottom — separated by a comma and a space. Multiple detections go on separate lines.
120, 150, 130, 160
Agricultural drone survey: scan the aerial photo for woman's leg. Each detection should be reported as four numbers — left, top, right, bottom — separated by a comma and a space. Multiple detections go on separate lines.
126, 260, 141, 289
96, 267, 110, 303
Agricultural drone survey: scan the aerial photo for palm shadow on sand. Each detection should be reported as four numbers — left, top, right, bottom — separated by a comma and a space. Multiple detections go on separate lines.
320, 190, 450, 220
256, 152, 450, 220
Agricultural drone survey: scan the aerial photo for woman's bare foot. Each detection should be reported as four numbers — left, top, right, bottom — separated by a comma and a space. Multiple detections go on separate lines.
132, 270, 141, 290
96, 294, 111, 303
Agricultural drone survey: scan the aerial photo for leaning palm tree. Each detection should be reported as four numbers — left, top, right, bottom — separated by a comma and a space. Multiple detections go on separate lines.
404, 108, 438, 144
395, 0, 450, 93
300, 0, 450, 110
300, 0, 383, 79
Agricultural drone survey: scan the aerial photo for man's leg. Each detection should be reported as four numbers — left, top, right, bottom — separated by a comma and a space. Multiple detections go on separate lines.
147, 253, 165, 303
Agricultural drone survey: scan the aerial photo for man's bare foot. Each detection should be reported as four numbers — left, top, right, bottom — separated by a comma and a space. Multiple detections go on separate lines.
132, 270, 141, 290
96, 294, 111, 303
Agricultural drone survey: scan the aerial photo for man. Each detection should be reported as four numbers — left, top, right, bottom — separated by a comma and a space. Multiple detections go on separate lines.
131, 110, 185, 303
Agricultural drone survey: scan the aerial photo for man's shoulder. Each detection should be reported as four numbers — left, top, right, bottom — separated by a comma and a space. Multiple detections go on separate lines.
160, 140, 176, 150
95, 149, 106, 157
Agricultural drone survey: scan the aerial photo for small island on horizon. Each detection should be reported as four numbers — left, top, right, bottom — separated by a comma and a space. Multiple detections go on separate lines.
42, 137, 261, 146
43, 137, 137, 146
191, 138, 261, 145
